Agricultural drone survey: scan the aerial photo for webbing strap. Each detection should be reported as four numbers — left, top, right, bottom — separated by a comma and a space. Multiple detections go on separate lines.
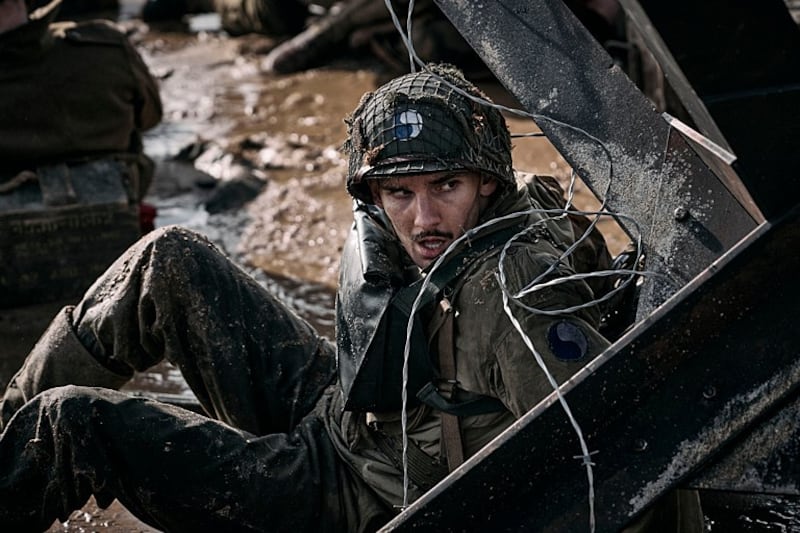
372, 431, 449, 492
437, 298, 465, 471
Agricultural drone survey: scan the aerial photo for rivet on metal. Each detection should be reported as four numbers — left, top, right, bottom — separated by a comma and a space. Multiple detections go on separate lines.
674, 206, 689, 221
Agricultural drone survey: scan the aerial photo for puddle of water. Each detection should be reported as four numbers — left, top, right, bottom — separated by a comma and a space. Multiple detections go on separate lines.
118, 0, 146, 21
186, 12, 222, 33
127, 21, 361, 397
704, 493, 800, 532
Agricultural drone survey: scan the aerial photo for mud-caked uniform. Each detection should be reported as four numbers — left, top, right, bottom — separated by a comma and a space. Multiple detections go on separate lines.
0, 0, 162, 198
0, 184, 606, 531
325, 183, 702, 531
326, 179, 609, 504
0, 65, 701, 532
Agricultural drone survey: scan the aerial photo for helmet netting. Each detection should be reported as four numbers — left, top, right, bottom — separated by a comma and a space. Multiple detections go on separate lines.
343, 64, 514, 202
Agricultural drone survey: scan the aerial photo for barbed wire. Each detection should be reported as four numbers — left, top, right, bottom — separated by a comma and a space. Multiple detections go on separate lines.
378, 1, 652, 530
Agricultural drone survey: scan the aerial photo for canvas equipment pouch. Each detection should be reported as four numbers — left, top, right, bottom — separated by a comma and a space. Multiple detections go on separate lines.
0, 157, 140, 207
0, 158, 140, 308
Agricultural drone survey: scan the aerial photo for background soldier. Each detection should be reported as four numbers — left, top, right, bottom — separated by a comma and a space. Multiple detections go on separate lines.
0, 0, 162, 206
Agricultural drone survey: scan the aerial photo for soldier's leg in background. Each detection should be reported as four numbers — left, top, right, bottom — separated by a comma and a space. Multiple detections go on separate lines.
71, 224, 337, 436
0, 385, 353, 532
214, 0, 308, 37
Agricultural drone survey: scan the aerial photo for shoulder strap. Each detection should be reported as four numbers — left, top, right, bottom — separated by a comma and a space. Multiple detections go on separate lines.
437, 297, 465, 471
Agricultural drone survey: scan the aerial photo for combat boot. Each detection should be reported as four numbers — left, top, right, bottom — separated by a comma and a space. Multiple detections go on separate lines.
0, 306, 131, 430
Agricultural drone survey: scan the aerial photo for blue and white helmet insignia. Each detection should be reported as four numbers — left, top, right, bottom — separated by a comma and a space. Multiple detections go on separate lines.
393, 109, 423, 141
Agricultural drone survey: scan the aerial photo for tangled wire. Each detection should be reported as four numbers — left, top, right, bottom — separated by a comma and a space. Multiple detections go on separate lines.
378, 2, 675, 531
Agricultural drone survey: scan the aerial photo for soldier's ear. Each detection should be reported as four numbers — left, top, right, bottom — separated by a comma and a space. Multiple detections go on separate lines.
479, 175, 497, 197
367, 180, 383, 207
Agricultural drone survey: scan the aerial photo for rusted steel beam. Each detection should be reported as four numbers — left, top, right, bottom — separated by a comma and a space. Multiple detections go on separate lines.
434, 0, 757, 320
382, 204, 800, 531
689, 393, 800, 496
621, 0, 800, 221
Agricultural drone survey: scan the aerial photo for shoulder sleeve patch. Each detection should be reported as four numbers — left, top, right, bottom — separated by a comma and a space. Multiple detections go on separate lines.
547, 320, 589, 361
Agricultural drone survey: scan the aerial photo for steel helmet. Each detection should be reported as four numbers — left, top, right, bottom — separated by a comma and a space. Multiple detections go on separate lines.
343, 64, 514, 202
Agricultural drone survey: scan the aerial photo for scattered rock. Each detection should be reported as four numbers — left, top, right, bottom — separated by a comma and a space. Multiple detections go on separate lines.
204, 175, 267, 214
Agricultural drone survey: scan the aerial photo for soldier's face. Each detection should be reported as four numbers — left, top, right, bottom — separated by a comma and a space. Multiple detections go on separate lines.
369, 171, 497, 268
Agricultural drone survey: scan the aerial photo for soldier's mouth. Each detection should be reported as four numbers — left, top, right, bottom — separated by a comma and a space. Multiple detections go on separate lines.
415, 237, 450, 259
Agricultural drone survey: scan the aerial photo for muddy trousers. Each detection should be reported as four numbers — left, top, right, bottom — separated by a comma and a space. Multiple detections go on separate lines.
0, 386, 353, 532
0, 226, 379, 531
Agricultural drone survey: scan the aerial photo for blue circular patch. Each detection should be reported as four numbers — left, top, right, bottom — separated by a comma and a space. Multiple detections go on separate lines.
393, 109, 423, 141
547, 321, 589, 361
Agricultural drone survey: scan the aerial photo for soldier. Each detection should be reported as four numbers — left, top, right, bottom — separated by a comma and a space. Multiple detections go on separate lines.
141, 0, 323, 36
142, 0, 487, 76
140, 0, 623, 77
0, 0, 162, 204
0, 64, 700, 531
